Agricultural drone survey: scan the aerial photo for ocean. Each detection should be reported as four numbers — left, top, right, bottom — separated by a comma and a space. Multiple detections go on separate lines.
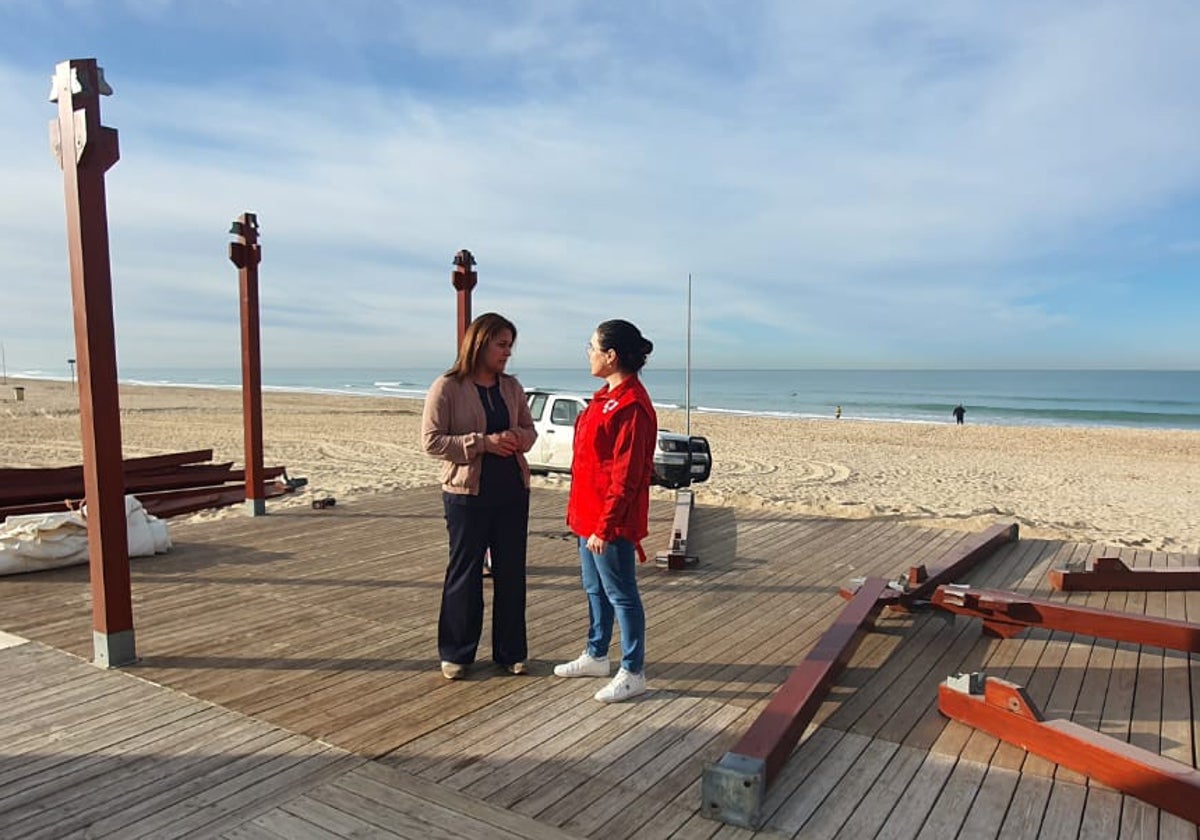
16, 367, 1200, 431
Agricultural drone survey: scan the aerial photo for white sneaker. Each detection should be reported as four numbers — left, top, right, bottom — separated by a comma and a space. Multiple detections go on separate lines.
554, 651, 610, 678
594, 668, 646, 703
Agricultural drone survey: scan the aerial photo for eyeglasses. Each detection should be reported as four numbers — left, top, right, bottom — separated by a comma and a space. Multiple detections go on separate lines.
586, 342, 602, 354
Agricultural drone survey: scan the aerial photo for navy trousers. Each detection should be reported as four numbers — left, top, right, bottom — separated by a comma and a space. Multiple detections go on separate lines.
438, 490, 529, 666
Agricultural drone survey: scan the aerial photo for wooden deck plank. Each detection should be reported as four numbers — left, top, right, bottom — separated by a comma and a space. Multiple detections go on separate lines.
590, 709, 756, 840
830, 744, 928, 840
556, 701, 748, 836
331, 761, 584, 840
761, 731, 876, 838
1077, 787, 1122, 839
954, 764, 1020, 840
871, 752, 957, 840
1033, 781, 1086, 840
2, 486, 1192, 838
912, 757, 987, 840
995, 774, 1052, 840
778, 737, 898, 840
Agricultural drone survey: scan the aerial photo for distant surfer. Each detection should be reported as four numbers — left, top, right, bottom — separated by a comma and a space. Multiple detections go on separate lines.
952, 404, 965, 425
835, 405, 842, 420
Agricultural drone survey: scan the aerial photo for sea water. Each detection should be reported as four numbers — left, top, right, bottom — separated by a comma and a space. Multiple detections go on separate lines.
18, 367, 1200, 431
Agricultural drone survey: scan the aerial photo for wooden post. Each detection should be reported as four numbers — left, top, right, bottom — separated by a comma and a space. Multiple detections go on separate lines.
451, 249, 477, 350
229, 213, 265, 516
49, 58, 135, 667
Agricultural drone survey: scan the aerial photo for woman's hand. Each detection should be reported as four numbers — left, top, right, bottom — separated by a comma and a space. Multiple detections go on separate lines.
484, 430, 519, 456
586, 533, 607, 554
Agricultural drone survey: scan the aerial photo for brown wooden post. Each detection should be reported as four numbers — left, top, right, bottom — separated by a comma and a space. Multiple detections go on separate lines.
451, 249, 477, 350
229, 213, 265, 516
48, 58, 135, 667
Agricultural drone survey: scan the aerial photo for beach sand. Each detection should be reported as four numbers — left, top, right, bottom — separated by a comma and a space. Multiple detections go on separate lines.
3, 377, 1198, 554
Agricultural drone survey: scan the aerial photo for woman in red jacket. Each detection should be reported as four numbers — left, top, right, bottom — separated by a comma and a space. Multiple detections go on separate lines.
554, 319, 656, 703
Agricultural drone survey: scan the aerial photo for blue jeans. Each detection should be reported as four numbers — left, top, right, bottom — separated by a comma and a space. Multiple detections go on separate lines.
579, 537, 645, 673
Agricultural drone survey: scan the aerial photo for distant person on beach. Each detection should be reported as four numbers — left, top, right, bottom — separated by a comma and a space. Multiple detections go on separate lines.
421, 312, 537, 680
835, 405, 842, 420
554, 319, 656, 703
953, 404, 966, 425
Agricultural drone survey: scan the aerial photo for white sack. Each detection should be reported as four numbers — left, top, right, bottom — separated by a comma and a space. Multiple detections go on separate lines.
0, 495, 171, 576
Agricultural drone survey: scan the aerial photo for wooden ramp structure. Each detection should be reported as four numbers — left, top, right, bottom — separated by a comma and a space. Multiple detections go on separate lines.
1, 486, 1198, 838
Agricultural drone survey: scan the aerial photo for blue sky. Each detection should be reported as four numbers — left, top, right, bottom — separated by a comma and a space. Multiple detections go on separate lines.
1, 1, 1198, 372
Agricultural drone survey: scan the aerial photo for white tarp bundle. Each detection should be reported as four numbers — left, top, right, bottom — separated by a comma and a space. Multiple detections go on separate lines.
0, 495, 171, 576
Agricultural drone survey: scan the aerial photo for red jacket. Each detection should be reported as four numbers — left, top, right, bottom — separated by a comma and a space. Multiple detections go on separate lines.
567, 376, 657, 552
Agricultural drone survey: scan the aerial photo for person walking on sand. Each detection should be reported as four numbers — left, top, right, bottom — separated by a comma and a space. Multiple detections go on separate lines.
421, 312, 537, 680
953, 404, 966, 425
554, 319, 656, 703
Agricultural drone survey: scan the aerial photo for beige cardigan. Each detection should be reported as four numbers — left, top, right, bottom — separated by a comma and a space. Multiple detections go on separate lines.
420, 373, 537, 495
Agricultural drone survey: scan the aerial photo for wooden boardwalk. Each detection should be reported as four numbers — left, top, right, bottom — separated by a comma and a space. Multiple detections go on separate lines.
1, 485, 1197, 838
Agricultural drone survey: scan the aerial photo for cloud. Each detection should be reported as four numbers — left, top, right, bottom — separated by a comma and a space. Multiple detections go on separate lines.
2, 1, 1199, 371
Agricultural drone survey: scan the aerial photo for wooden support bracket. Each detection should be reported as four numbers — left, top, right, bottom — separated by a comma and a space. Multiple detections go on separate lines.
940, 673, 1200, 825
931, 584, 1200, 652
1049, 556, 1200, 592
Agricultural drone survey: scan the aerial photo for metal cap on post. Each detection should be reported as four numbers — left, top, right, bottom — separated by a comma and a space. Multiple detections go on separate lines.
49, 58, 136, 667
229, 212, 265, 516
451, 249, 477, 351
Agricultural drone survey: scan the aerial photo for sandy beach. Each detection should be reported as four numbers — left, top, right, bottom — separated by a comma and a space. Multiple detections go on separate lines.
2, 377, 1198, 555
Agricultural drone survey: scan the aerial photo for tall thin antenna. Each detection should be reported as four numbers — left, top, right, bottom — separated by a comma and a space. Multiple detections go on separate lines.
686, 273, 692, 436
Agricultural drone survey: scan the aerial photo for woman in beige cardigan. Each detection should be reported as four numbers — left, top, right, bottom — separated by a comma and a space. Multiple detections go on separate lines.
421, 313, 537, 680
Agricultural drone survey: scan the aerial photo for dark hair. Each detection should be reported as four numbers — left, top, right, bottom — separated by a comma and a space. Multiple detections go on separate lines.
444, 312, 517, 380
595, 319, 653, 374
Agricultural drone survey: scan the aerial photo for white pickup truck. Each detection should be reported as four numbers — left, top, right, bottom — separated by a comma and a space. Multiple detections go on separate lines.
524, 389, 711, 489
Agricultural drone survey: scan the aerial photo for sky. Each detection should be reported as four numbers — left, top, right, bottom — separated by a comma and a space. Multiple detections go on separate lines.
1, 0, 1198, 373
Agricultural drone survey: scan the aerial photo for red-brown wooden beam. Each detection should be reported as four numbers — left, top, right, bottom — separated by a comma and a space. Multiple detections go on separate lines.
2, 468, 294, 522
136, 478, 297, 519
1050, 556, 1200, 591
49, 58, 135, 667
931, 584, 1200, 652
0, 447, 212, 483
701, 576, 890, 829
451, 249, 477, 350
940, 674, 1200, 824
229, 212, 265, 516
